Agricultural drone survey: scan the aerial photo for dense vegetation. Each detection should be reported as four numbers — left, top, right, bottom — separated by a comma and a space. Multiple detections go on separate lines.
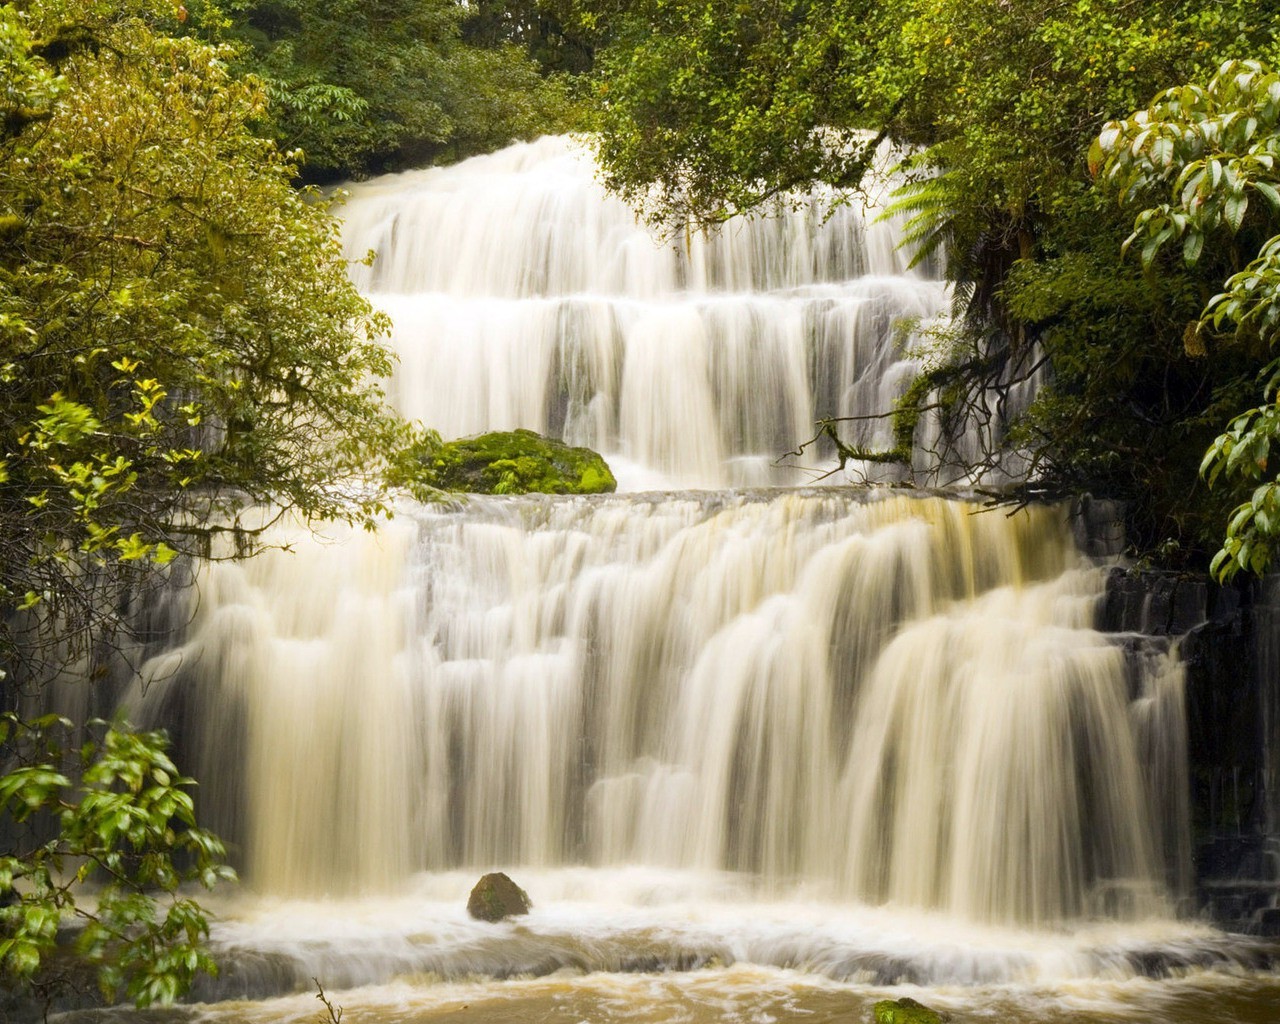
212, 0, 582, 180
578, 0, 1280, 572
0, 0, 427, 676
1094, 60, 1280, 578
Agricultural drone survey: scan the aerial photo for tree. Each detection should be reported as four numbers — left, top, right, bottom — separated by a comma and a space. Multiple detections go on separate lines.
461, 0, 595, 76
0, 0, 421, 668
586, 0, 882, 226
580, 0, 1280, 563
213, 0, 582, 180
1093, 59, 1280, 578
0, 0, 424, 1003
1, 714, 232, 1011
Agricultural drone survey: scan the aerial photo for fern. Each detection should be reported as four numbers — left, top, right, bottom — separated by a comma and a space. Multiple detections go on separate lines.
879, 174, 956, 270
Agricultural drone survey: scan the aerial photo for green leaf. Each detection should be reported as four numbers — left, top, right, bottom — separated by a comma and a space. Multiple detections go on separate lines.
1183, 230, 1204, 265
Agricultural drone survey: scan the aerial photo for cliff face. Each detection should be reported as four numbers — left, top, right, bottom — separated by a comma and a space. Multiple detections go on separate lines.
1100, 565, 1280, 934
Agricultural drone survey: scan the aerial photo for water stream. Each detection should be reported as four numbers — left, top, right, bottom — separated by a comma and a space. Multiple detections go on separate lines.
53, 137, 1280, 1023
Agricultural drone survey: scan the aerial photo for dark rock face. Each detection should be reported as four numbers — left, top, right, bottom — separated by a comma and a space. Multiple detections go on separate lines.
428, 429, 616, 495
1099, 566, 1280, 934
1072, 496, 1127, 559
1100, 567, 1217, 636
467, 872, 532, 922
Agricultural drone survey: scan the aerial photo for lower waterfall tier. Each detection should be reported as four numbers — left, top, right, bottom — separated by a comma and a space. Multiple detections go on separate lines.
122, 491, 1186, 929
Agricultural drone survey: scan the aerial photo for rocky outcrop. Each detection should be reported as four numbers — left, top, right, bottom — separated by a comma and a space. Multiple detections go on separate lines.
425, 429, 616, 495
1100, 566, 1280, 934
467, 872, 532, 922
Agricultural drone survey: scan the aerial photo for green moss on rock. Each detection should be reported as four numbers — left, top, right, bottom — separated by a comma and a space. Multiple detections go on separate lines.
872, 998, 947, 1024
427, 429, 616, 495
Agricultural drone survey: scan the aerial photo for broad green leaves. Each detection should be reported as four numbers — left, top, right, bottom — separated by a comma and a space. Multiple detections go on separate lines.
1096, 61, 1280, 578
1093, 61, 1280, 272
0, 715, 233, 1006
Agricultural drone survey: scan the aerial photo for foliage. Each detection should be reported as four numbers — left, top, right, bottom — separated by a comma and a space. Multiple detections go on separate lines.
585, 0, 883, 226
1, 713, 233, 1008
211, 0, 582, 180
1094, 60, 1280, 577
0, 0, 429, 667
582, 0, 1280, 565
462, 0, 595, 76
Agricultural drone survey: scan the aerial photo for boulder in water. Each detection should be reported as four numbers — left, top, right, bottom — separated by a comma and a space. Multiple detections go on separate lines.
872, 997, 947, 1024
426, 429, 616, 495
467, 872, 532, 921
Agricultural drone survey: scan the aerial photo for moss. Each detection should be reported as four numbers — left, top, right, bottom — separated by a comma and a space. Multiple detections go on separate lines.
424, 429, 616, 495
872, 998, 947, 1024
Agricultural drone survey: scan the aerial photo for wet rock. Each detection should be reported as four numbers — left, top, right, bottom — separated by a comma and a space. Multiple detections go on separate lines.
872, 997, 947, 1024
467, 872, 531, 922
1072, 495, 1126, 558
426, 429, 616, 495
1100, 567, 1214, 636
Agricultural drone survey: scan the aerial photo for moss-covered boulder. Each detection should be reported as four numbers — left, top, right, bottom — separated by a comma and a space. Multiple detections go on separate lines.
427, 429, 616, 495
872, 997, 947, 1024
466, 872, 531, 922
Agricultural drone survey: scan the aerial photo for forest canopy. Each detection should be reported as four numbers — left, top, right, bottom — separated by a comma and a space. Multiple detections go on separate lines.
209, 0, 583, 179
579, 0, 1280, 572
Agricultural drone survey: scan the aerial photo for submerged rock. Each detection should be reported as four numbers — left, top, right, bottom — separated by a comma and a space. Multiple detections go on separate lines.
428, 429, 616, 495
467, 872, 532, 921
872, 997, 947, 1024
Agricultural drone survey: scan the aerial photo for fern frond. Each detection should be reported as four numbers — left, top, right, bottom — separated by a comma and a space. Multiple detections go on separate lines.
880, 175, 956, 269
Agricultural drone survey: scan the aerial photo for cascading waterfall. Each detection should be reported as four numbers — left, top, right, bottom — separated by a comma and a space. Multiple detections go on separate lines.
339, 135, 964, 489
116, 136, 1182, 924
58, 136, 1280, 1023
130, 494, 1183, 930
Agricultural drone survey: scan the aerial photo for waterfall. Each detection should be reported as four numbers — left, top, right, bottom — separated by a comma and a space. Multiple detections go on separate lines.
84, 135, 1251, 1017
127, 489, 1186, 927
339, 135, 960, 489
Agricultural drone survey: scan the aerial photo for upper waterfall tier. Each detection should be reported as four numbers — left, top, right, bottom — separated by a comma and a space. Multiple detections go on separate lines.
339, 136, 970, 490
341, 135, 931, 300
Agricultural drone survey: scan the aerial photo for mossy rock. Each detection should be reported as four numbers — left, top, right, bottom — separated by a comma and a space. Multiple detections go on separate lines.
427, 429, 616, 495
872, 997, 947, 1024
466, 872, 531, 922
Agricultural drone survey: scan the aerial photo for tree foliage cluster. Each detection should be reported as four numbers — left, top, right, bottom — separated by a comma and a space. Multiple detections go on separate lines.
209, 0, 584, 180
462, 0, 595, 77
1095, 59, 1280, 578
579, 0, 1280, 570
0, 0, 423, 669
1, 713, 232, 1011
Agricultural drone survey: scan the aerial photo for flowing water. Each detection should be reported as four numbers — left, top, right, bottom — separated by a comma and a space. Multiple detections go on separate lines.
49, 138, 1280, 1023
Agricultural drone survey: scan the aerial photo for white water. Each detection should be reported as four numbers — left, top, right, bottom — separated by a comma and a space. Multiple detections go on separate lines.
339, 135, 961, 489
94, 138, 1279, 1021
131, 493, 1183, 928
